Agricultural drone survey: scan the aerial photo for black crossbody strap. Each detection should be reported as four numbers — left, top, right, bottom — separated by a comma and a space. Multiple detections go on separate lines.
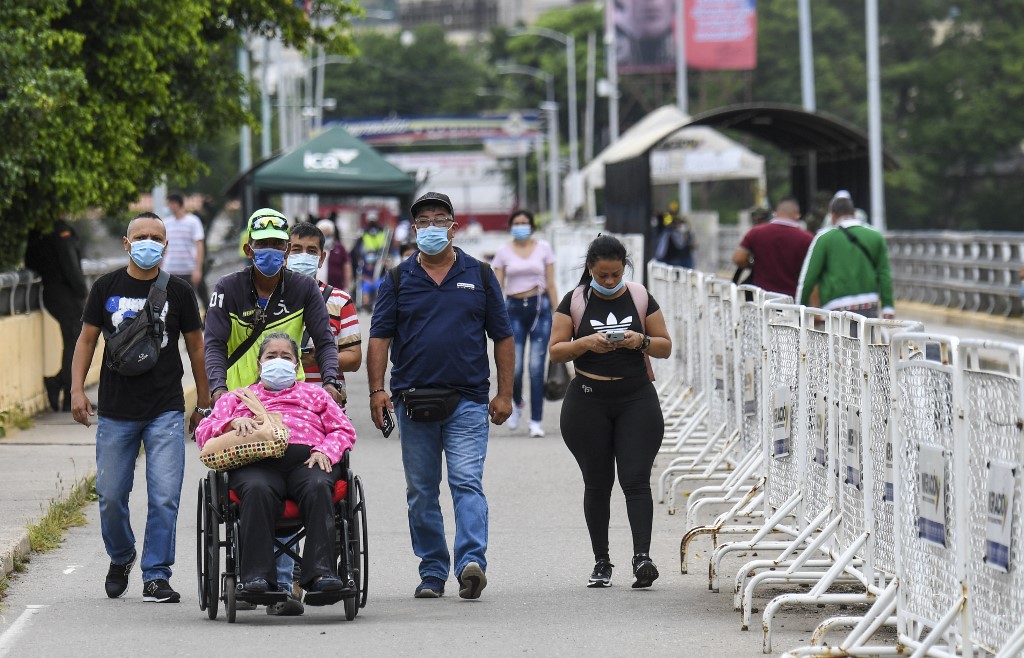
226, 280, 284, 369
837, 226, 877, 269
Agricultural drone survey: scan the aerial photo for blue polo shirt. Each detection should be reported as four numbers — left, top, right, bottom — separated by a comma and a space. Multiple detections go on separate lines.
369, 247, 512, 404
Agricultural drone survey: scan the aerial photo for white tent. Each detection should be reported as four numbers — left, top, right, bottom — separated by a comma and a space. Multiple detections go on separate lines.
567, 105, 766, 217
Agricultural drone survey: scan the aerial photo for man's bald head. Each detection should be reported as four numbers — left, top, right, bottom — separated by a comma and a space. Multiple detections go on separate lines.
774, 197, 801, 220
126, 212, 166, 242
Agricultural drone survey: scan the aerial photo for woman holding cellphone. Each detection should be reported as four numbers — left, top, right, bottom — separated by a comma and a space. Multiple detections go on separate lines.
548, 235, 671, 589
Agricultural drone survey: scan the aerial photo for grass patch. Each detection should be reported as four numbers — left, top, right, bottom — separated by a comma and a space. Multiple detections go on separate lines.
0, 404, 35, 437
28, 475, 97, 552
1, 474, 96, 607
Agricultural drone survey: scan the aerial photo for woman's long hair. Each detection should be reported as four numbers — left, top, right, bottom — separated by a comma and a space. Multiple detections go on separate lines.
577, 234, 632, 287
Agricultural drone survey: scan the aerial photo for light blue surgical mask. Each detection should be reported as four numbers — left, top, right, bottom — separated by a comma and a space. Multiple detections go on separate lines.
286, 253, 320, 278
253, 247, 286, 277
510, 225, 532, 241
259, 358, 297, 390
590, 278, 625, 296
416, 226, 450, 255
129, 239, 165, 270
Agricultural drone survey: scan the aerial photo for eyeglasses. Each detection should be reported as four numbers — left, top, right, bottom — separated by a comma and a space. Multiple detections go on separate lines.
250, 214, 288, 230
413, 216, 453, 229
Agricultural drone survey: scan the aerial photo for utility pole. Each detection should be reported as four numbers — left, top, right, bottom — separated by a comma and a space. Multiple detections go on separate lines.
866, 0, 886, 230
584, 31, 596, 164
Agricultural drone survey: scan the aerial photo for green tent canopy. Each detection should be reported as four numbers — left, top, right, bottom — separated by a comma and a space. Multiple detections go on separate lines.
252, 125, 415, 196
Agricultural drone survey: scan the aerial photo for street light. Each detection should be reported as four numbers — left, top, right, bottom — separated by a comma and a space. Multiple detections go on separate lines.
497, 64, 559, 220
509, 28, 578, 183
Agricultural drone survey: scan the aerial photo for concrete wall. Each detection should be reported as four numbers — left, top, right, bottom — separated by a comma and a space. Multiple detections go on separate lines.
0, 311, 102, 417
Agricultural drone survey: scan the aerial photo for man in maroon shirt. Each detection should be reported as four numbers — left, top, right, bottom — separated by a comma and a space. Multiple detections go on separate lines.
731, 197, 813, 298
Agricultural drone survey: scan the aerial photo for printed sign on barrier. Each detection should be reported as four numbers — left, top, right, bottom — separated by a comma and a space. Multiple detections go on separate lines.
742, 356, 756, 416
985, 461, 1016, 573
813, 393, 827, 466
772, 386, 791, 458
714, 351, 725, 391
918, 443, 948, 547
844, 405, 861, 488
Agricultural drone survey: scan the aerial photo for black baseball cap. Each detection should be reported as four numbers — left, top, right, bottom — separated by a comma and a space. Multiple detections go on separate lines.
410, 192, 454, 218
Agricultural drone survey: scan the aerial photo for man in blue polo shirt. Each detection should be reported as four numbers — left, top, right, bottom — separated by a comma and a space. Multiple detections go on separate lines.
368, 191, 513, 600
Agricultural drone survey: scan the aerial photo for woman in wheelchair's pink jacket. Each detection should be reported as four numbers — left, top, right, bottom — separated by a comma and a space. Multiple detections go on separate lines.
195, 332, 357, 596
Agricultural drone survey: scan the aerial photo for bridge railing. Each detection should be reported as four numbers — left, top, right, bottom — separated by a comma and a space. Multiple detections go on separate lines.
717, 226, 1024, 317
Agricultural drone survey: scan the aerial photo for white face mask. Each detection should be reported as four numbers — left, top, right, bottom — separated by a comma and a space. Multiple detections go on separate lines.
287, 253, 319, 278
259, 358, 297, 390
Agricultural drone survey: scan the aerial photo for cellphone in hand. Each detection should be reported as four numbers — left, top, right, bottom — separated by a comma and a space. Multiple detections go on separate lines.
381, 407, 395, 437
605, 330, 625, 343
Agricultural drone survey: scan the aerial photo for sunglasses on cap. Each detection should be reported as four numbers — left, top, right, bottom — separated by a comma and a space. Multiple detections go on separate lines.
250, 213, 287, 230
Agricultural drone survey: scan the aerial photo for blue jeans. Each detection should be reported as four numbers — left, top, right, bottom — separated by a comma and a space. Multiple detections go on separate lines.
95, 410, 185, 582
276, 533, 298, 592
396, 397, 489, 581
506, 295, 552, 423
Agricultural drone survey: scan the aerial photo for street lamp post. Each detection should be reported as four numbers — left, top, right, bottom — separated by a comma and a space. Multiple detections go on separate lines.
509, 28, 578, 183
498, 64, 559, 220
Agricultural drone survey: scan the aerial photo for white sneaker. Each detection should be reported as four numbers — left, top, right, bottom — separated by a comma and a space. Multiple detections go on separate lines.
508, 404, 523, 430
529, 421, 545, 438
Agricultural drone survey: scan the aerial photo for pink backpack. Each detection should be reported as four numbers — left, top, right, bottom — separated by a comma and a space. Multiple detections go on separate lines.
569, 281, 656, 382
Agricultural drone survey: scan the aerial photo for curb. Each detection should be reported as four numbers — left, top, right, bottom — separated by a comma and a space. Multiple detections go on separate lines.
1, 381, 198, 593
898, 300, 1024, 338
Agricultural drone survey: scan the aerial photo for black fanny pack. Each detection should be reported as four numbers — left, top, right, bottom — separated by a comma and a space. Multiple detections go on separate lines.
400, 388, 462, 423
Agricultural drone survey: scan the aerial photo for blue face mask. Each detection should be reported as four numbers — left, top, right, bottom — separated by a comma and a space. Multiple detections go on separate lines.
416, 226, 450, 256
129, 239, 164, 270
286, 253, 320, 278
510, 225, 532, 241
253, 247, 286, 277
590, 277, 625, 296
260, 357, 297, 390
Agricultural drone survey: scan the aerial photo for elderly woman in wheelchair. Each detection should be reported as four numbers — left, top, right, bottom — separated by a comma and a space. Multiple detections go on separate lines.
195, 332, 356, 601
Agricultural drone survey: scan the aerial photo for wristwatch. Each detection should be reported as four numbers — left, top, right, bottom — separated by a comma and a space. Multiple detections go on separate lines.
636, 335, 651, 352
194, 406, 212, 418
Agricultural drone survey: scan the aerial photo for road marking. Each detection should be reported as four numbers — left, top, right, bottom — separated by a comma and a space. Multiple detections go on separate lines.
63, 565, 82, 575
0, 605, 47, 658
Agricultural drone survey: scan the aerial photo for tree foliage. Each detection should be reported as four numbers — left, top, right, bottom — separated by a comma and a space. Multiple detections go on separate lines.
321, 24, 492, 119
0, 0, 358, 269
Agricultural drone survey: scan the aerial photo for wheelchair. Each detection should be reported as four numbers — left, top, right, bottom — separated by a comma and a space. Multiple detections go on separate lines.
196, 451, 368, 622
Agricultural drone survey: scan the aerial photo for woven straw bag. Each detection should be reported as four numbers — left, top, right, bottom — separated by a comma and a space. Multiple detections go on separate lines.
199, 388, 289, 471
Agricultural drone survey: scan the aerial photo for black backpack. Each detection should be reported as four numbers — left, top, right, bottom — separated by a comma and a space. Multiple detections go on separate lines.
103, 270, 169, 376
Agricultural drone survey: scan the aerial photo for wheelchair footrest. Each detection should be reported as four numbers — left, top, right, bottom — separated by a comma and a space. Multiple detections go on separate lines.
235, 591, 288, 606
302, 590, 350, 607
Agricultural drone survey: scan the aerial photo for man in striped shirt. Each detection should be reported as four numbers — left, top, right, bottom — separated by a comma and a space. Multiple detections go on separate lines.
286, 222, 362, 402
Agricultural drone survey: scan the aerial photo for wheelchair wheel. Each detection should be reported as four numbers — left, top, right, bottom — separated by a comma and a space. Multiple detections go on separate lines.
354, 475, 368, 608
196, 481, 208, 611
225, 574, 237, 624
202, 478, 220, 620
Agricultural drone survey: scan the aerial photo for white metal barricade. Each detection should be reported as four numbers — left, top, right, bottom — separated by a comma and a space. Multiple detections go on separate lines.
892, 333, 965, 658
961, 340, 1024, 656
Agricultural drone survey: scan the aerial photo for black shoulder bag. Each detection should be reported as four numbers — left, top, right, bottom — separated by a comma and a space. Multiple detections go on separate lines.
388, 261, 493, 422
103, 270, 169, 376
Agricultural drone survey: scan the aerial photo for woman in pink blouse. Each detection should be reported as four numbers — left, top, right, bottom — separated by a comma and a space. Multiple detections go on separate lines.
195, 332, 356, 597
491, 210, 558, 437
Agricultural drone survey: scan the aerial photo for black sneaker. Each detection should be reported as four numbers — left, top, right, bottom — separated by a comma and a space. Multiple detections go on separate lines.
631, 554, 659, 589
588, 559, 614, 588
414, 576, 445, 598
104, 550, 137, 598
142, 578, 181, 603
457, 562, 487, 600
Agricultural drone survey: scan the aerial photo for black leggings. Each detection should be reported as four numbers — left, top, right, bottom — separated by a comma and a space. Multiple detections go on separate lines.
560, 374, 664, 560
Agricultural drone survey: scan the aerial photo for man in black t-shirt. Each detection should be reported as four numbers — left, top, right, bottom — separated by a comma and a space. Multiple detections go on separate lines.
70, 212, 210, 604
